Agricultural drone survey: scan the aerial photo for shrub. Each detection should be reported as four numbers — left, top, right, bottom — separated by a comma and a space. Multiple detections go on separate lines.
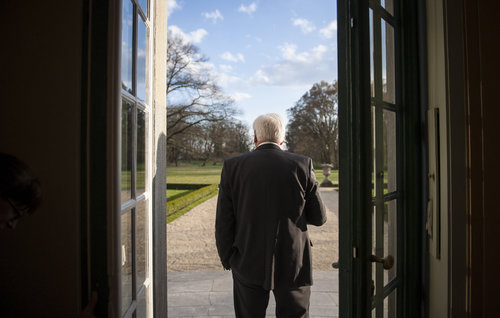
166, 184, 219, 217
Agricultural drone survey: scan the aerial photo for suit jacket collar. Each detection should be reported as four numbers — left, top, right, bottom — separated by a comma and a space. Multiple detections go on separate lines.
255, 143, 282, 151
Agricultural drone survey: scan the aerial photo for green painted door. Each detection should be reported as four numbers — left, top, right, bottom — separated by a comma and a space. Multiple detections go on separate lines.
338, 0, 403, 316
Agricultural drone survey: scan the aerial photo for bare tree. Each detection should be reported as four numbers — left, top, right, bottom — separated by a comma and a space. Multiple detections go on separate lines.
167, 32, 237, 142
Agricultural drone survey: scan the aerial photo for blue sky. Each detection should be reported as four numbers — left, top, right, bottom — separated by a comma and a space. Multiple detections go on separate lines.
168, 0, 338, 129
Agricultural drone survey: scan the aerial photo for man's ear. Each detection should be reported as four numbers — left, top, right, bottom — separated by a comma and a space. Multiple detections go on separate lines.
254, 133, 257, 144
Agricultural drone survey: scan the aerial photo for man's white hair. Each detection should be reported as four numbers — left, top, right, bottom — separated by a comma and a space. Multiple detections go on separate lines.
253, 113, 285, 143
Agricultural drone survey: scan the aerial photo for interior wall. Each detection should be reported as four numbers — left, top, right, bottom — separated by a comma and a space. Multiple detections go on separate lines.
426, 0, 449, 316
466, 0, 500, 314
0, 1, 83, 316
442, 0, 500, 316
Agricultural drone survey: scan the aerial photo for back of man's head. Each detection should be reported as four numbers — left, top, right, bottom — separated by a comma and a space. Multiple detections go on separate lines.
253, 113, 285, 144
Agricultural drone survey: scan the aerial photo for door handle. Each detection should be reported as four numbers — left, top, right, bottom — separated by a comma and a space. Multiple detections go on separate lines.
369, 254, 394, 270
331, 261, 339, 269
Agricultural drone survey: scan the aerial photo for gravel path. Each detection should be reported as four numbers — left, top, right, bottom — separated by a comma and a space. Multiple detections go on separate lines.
167, 188, 339, 272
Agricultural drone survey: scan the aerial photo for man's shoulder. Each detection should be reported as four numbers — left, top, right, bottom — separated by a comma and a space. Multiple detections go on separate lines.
281, 151, 311, 164
223, 151, 253, 166
223, 150, 311, 167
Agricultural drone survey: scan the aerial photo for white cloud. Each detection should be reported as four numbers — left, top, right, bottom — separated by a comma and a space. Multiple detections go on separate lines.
279, 43, 327, 63
168, 0, 181, 16
292, 18, 316, 34
168, 25, 208, 44
238, 2, 257, 15
320, 20, 338, 39
217, 73, 242, 88
249, 43, 336, 87
230, 92, 252, 101
189, 29, 209, 43
220, 52, 245, 63
219, 64, 233, 72
203, 9, 223, 23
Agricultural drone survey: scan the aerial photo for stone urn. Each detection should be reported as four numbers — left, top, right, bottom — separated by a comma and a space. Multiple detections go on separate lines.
320, 163, 334, 187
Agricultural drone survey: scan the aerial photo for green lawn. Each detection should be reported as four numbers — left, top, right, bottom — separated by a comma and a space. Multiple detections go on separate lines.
167, 163, 223, 184
166, 163, 339, 185
165, 164, 339, 223
120, 171, 145, 189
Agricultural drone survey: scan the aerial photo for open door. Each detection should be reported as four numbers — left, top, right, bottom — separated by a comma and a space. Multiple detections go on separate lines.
338, 0, 423, 316
82, 0, 167, 316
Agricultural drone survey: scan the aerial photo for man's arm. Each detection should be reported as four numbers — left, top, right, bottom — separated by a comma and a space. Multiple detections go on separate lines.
304, 159, 327, 226
215, 161, 235, 269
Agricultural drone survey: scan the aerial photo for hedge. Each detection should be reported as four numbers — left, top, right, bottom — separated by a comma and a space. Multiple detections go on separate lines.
167, 183, 210, 190
167, 184, 219, 217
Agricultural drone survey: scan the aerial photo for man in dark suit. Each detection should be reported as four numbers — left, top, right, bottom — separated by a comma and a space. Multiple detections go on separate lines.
215, 113, 327, 317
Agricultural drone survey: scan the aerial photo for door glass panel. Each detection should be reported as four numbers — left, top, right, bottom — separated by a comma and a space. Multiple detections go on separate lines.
136, 109, 147, 196
137, 17, 148, 102
136, 285, 149, 318
121, 100, 133, 203
380, 0, 394, 16
384, 200, 397, 284
121, 210, 133, 315
372, 205, 377, 293
382, 20, 395, 104
384, 288, 397, 318
369, 2, 399, 316
370, 9, 375, 97
138, 0, 148, 16
135, 199, 148, 290
372, 105, 376, 196
383, 110, 396, 193
121, 0, 133, 93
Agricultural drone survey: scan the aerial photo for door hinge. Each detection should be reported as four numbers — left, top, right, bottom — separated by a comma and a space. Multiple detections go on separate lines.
351, 18, 355, 28
353, 246, 358, 258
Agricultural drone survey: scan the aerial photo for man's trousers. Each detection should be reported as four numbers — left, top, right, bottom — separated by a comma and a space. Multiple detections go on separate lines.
232, 273, 311, 318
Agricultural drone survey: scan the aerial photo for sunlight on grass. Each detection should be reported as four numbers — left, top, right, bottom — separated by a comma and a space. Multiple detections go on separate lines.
166, 164, 339, 185
167, 164, 223, 184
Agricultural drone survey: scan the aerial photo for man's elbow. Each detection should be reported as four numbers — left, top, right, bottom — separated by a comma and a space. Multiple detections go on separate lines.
309, 215, 327, 226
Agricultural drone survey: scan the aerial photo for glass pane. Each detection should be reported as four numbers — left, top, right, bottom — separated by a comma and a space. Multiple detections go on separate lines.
121, 210, 133, 315
135, 199, 149, 290
384, 200, 397, 285
382, 20, 395, 104
138, 0, 148, 16
136, 286, 150, 318
380, 0, 394, 15
137, 109, 146, 196
384, 288, 397, 318
121, 0, 133, 93
371, 105, 376, 197
137, 17, 148, 102
383, 110, 396, 193
121, 100, 133, 203
372, 205, 377, 291
370, 9, 375, 98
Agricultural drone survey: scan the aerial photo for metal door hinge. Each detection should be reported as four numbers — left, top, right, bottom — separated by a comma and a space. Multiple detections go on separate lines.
351, 18, 355, 28
353, 246, 358, 258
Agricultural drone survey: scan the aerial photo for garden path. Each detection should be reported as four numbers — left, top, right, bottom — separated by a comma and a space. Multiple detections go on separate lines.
167, 188, 339, 272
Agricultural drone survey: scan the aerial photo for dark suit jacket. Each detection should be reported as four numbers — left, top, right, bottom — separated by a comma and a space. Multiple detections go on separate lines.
215, 143, 327, 290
